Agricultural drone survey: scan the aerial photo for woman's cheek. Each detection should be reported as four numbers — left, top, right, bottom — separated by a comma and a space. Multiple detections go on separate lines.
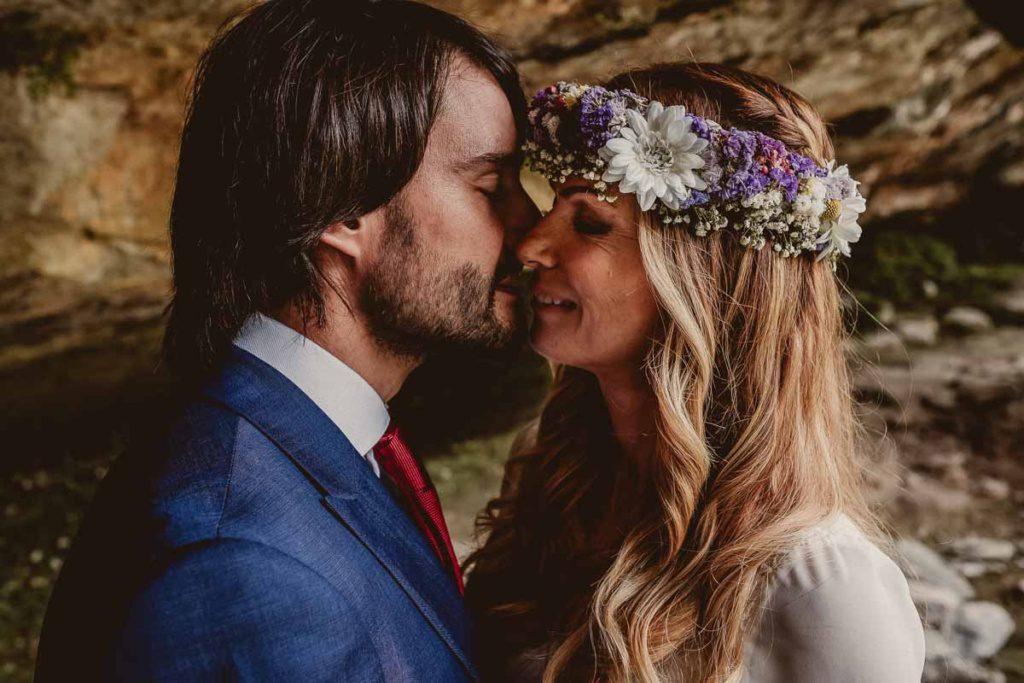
618, 279, 659, 354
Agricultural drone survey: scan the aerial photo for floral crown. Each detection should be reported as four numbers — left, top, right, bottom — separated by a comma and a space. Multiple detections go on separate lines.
524, 81, 866, 265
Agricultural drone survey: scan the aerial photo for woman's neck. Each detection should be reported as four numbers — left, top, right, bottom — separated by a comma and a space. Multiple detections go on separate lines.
594, 365, 658, 473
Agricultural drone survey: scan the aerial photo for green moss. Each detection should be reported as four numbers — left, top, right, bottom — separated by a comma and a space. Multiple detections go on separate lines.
953, 263, 1024, 307
850, 228, 1024, 329
851, 232, 960, 308
0, 10, 87, 96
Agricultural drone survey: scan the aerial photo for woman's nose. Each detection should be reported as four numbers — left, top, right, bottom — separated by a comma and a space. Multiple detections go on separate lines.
516, 213, 558, 269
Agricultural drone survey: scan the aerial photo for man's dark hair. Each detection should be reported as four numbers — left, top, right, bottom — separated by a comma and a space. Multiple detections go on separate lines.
163, 0, 526, 379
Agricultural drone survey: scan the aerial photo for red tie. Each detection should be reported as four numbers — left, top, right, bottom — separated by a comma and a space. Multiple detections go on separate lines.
372, 424, 464, 594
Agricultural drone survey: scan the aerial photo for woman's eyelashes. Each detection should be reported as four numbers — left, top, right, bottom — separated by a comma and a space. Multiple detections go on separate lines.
573, 215, 612, 236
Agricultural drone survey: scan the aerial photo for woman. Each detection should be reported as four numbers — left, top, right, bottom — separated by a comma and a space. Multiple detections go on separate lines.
464, 63, 925, 682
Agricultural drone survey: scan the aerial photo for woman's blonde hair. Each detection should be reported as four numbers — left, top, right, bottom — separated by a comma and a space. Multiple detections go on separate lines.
464, 62, 883, 682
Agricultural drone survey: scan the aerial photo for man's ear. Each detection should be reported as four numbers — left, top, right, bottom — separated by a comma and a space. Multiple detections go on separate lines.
319, 205, 386, 262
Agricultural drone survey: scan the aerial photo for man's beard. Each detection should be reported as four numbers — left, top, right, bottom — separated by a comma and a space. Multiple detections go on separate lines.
359, 197, 524, 359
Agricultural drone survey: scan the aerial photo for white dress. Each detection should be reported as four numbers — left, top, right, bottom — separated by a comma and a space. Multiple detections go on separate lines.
742, 514, 926, 682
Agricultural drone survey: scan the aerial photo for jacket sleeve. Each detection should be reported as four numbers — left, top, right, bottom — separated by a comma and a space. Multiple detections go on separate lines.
109, 537, 384, 682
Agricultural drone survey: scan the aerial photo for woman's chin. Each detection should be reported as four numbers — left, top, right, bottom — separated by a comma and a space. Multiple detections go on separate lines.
528, 323, 578, 367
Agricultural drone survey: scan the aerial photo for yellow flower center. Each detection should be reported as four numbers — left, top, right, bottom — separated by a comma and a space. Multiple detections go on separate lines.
822, 199, 842, 222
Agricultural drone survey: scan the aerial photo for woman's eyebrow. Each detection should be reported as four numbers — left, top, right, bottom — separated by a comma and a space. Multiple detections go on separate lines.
556, 186, 618, 215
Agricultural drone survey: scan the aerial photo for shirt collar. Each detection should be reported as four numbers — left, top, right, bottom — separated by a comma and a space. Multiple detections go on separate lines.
232, 313, 390, 467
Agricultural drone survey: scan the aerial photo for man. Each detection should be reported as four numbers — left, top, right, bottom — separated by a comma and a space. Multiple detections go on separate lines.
35, 0, 536, 680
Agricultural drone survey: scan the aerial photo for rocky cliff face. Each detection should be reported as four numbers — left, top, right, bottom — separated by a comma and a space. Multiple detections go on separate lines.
0, 0, 1021, 423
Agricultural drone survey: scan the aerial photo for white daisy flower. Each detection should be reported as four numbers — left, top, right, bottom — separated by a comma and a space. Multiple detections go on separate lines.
816, 166, 867, 260
598, 101, 709, 212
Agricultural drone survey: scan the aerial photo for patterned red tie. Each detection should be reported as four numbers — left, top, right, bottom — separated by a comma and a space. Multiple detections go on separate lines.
372, 424, 464, 594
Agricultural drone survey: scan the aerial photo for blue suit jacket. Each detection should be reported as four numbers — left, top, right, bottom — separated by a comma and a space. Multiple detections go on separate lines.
36, 348, 477, 681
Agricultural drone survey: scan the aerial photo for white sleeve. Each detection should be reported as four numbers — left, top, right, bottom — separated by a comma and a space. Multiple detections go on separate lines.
746, 533, 926, 683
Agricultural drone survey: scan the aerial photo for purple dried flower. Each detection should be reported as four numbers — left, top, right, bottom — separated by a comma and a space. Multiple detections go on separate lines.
690, 115, 713, 140
578, 87, 645, 150
769, 166, 801, 201
788, 152, 824, 178
723, 168, 771, 200
579, 87, 617, 150
680, 190, 711, 210
718, 129, 765, 199
758, 134, 788, 159
722, 130, 745, 160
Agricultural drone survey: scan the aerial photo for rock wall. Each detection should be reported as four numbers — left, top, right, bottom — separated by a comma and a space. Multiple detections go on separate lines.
0, 0, 1022, 424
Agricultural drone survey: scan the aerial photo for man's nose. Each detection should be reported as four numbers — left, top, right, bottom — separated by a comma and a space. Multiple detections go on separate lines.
502, 179, 542, 250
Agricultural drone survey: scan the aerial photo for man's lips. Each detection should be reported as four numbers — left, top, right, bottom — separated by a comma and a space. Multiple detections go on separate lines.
495, 267, 530, 295
495, 280, 520, 295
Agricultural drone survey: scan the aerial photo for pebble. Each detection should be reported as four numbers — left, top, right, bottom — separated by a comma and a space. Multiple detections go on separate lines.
951, 536, 1016, 562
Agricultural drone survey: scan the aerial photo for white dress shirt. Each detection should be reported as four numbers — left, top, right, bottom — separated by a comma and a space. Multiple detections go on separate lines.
742, 513, 926, 682
233, 312, 389, 477
503, 512, 925, 681
505, 424, 925, 680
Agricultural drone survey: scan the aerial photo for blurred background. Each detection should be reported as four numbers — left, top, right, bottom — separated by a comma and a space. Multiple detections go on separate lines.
1, 0, 1022, 680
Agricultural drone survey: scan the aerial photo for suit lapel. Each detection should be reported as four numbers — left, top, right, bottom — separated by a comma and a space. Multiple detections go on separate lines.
201, 347, 476, 679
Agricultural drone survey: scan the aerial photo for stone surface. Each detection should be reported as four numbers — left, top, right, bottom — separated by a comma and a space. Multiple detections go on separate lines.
977, 476, 1011, 500
854, 329, 907, 365
991, 285, 1024, 325
896, 538, 976, 600
895, 314, 941, 347
925, 626, 957, 659
916, 450, 969, 481
901, 471, 973, 512
0, 74, 128, 223
943, 306, 995, 335
951, 601, 1016, 659
854, 327, 1024, 462
876, 300, 897, 326
907, 542, 1016, 681
924, 654, 1008, 683
922, 627, 1007, 683
951, 561, 989, 579
910, 579, 964, 634
951, 536, 1017, 562
954, 561, 995, 577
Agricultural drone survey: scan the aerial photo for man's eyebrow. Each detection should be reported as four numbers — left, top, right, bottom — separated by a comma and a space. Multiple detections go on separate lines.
455, 151, 521, 173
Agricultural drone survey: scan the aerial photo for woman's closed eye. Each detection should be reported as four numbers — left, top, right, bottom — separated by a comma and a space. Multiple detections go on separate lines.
574, 217, 611, 236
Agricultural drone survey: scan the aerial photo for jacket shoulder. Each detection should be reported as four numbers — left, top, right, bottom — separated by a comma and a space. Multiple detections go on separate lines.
111, 537, 384, 681
101, 397, 283, 551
